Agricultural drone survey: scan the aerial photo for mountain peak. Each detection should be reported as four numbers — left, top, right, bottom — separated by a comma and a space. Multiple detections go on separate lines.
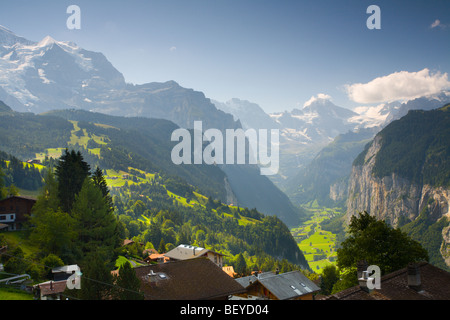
303, 93, 333, 108
38, 35, 58, 47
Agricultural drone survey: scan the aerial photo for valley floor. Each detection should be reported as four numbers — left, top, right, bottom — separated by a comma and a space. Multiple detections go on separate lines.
291, 205, 342, 273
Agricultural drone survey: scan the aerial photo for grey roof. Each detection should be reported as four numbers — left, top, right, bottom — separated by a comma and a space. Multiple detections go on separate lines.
235, 275, 258, 289
52, 265, 80, 274
257, 271, 320, 300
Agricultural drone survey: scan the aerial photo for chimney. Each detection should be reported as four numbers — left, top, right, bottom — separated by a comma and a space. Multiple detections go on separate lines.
407, 263, 421, 291
357, 260, 368, 279
357, 261, 371, 293
358, 270, 372, 293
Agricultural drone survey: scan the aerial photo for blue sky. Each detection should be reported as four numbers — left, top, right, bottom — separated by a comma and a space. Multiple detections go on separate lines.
1, 0, 449, 113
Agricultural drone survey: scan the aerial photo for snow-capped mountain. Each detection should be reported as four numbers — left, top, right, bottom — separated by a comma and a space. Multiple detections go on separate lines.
348, 91, 450, 129
0, 26, 126, 113
270, 96, 359, 145
214, 96, 360, 147
0, 26, 238, 131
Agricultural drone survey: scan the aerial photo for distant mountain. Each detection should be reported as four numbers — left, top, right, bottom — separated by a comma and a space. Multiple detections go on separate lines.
213, 98, 280, 130
0, 27, 308, 224
350, 92, 450, 129
283, 93, 450, 207
212, 97, 366, 187
0, 26, 239, 132
271, 97, 359, 145
214, 93, 450, 209
284, 128, 378, 207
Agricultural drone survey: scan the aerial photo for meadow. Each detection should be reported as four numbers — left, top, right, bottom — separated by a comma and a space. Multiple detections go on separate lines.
292, 205, 341, 273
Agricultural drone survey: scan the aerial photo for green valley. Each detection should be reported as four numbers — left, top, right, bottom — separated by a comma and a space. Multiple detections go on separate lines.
291, 205, 345, 273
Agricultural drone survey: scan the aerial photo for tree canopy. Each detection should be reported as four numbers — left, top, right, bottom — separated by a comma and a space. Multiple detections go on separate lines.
333, 211, 429, 292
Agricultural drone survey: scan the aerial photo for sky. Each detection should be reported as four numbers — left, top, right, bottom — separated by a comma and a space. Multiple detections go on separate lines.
1, 0, 450, 113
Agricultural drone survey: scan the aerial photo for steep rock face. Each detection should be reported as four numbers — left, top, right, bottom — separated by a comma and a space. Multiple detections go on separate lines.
346, 135, 450, 268
347, 136, 449, 224
329, 178, 348, 203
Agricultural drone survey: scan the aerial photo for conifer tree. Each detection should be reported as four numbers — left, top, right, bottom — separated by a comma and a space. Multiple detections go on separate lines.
113, 261, 144, 300
0, 166, 6, 200
92, 166, 113, 213
78, 253, 114, 300
55, 149, 91, 213
72, 177, 120, 263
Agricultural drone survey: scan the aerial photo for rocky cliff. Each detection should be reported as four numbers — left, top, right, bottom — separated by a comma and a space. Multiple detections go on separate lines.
347, 135, 449, 225
346, 107, 450, 269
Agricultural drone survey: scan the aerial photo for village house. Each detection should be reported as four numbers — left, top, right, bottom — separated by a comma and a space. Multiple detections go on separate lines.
323, 261, 450, 300
164, 244, 224, 268
133, 258, 246, 300
144, 252, 170, 264
233, 269, 320, 300
34, 265, 81, 300
222, 265, 237, 278
0, 196, 36, 231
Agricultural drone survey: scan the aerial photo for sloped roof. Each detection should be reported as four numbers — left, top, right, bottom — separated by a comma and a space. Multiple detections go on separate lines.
164, 244, 223, 261
256, 271, 320, 300
37, 280, 67, 296
235, 274, 258, 289
0, 195, 37, 203
324, 262, 450, 300
134, 258, 245, 300
52, 264, 80, 274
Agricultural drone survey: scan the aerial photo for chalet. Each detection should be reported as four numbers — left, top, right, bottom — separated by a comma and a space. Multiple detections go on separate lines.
34, 265, 81, 300
323, 261, 450, 300
164, 244, 224, 268
133, 258, 246, 300
233, 270, 320, 300
0, 196, 36, 231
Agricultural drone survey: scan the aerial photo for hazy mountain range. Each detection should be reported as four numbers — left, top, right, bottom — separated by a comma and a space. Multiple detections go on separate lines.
1, 25, 449, 217
0, 25, 303, 227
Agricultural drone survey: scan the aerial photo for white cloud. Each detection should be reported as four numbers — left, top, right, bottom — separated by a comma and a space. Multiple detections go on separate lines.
345, 69, 450, 104
431, 19, 442, 28
303, 93, 332, 107
169, 46, 177, 52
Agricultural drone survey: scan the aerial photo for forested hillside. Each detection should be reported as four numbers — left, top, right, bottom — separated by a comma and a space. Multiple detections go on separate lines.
0, 102, 311, 280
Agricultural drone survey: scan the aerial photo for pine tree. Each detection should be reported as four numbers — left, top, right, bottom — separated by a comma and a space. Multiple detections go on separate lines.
0, 166, 6, 200
92, 166, 113, 213
55, 149, 91, 213
113, 261, 144, 300
78, 253, 114, 300
72, 177, 120, 263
